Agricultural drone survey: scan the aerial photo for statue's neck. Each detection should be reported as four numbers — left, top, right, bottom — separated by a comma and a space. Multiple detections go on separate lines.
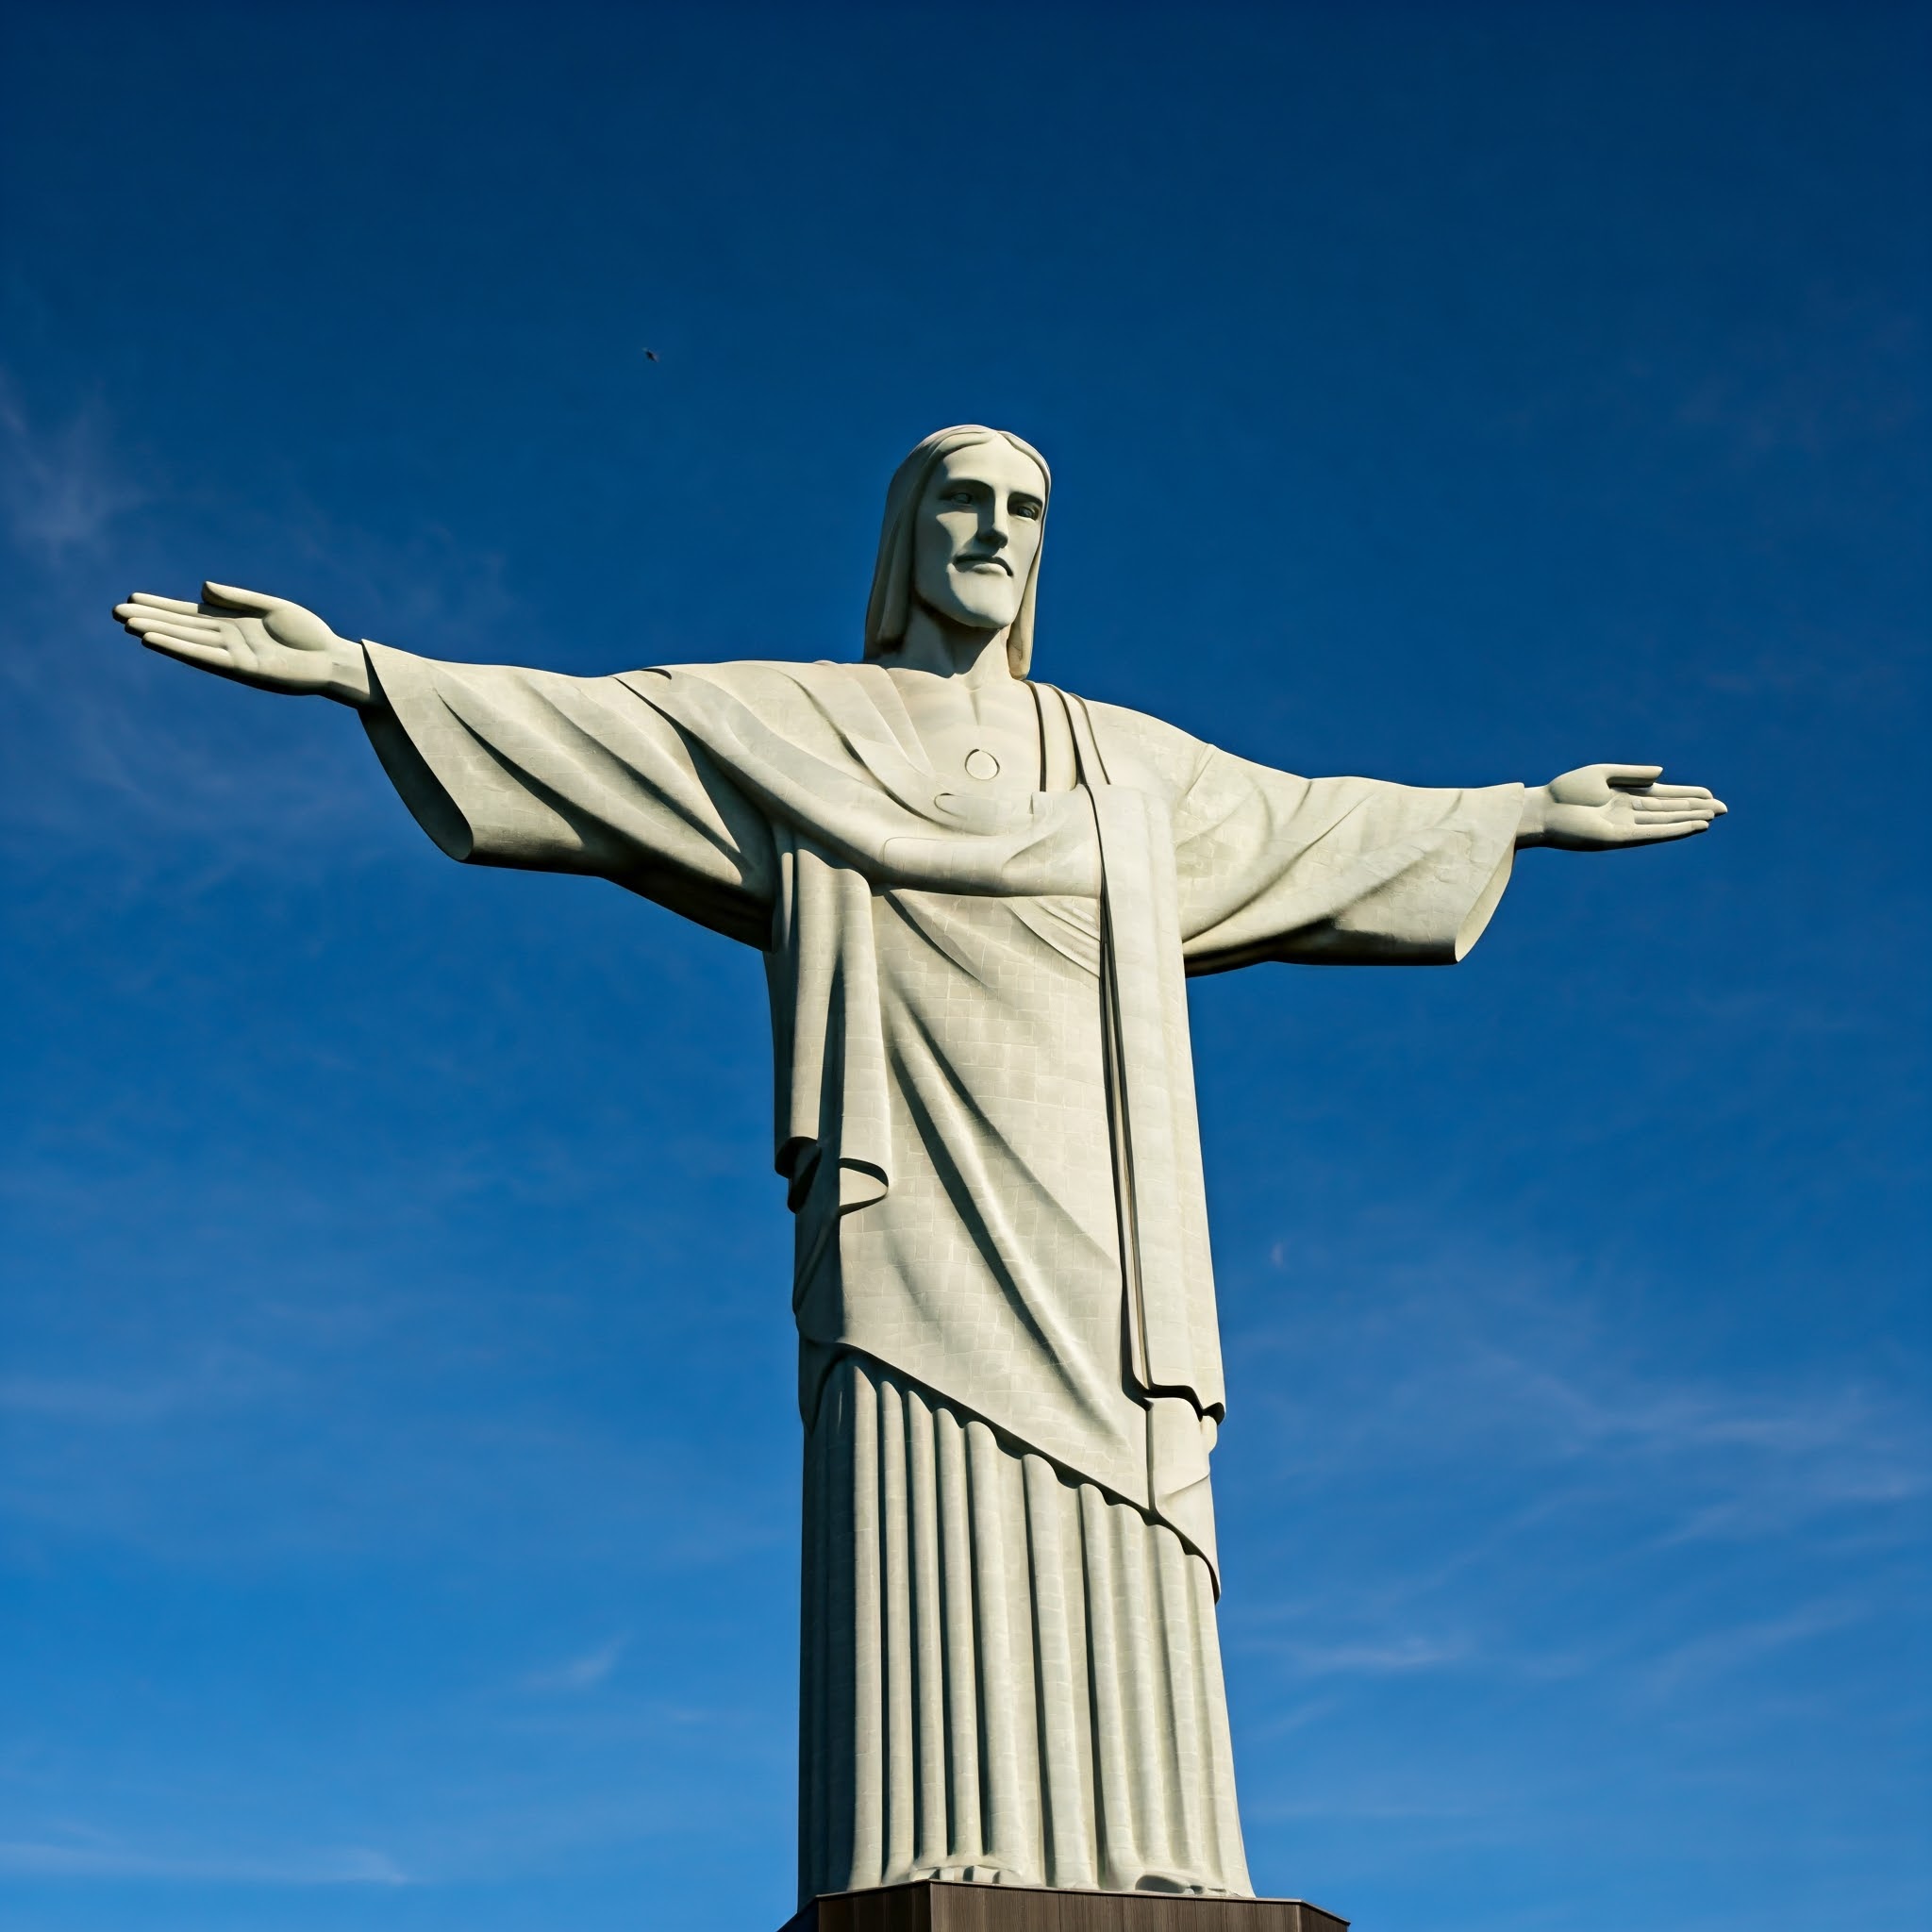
884, 603, 1015, 688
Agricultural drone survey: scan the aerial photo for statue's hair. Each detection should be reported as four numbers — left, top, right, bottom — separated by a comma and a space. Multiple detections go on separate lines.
862, 425, 1051, 677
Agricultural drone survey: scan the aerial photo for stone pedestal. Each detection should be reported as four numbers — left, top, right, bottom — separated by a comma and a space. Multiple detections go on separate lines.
780, 1881, 1348, 1932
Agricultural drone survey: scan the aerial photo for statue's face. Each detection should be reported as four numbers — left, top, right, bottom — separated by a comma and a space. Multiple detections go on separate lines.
911, 441, 1046, 633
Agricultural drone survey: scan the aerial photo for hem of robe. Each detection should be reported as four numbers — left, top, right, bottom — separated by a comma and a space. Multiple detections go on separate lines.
802, 1346, 1222, 1594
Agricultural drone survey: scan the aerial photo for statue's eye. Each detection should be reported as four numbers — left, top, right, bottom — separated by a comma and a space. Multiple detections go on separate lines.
1013, 501, 1041, 519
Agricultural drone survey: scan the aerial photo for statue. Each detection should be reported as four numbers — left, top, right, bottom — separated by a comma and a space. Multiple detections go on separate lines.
113, 425, 1724, 1909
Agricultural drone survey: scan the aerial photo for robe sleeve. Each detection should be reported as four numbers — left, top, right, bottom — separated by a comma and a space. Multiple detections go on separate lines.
358, 642, 778, 948
1171, 742, 1524, 974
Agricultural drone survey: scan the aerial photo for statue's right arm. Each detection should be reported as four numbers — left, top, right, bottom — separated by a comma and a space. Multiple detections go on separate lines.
115, 586, 781, 945
113, 584, 375, 707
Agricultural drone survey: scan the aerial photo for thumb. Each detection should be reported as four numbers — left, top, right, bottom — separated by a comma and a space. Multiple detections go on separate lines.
1603, 763, 1664, 790
202, 580, 286, 615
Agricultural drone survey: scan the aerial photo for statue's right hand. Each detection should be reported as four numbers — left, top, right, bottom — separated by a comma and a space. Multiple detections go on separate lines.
113, 582, 372, 706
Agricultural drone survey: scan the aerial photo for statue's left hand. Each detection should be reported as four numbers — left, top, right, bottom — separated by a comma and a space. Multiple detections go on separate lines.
1518, 763, 1727, 850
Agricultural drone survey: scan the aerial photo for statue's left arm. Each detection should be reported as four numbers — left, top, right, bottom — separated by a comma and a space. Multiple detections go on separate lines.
1163, 740, 1724, 975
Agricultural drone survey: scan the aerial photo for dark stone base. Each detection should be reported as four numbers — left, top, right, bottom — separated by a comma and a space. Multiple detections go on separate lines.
781, 1880, 1347, 1932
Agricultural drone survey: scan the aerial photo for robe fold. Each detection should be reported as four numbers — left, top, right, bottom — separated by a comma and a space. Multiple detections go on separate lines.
358, 641, 1522, 1899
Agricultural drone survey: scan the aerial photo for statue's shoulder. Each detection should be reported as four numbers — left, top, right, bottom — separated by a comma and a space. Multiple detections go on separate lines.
619, 659, 899, 753
622, 657, 867, 710
1049, 687, 1214, 793
633, 657, 848, 691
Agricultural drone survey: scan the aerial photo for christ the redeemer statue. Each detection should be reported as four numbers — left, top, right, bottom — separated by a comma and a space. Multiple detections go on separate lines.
114, 425, 1724, 1907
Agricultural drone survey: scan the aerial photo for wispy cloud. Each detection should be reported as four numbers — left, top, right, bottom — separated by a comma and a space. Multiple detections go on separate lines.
1432, 1342, 1928, 1549
0, 362, 530, 876
1248, 1795, 1484, 1823
0, 1832, 408, 1886
1260, 1635, 1471, 1676
1223, 1229, 1927, 1743
0, 1350, 291, 1426
1238, 1238, 1928, 1551
0, 380, 143, 560
524, 1633, 630, 1693
1641, 1597, 1870, 1700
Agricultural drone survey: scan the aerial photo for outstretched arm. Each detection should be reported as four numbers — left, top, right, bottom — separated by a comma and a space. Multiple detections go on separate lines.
1162, 740, 1724, 975
1516, 763, 1726, 850
112, 582, 776, 945
113, 583, 374, 707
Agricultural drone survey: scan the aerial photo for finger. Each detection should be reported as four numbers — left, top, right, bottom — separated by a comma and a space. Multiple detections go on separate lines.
119, 592, 202, 615
1630, 794, 1728, 816
122, 624, 230, 653
122, 610, 225, 638
1626, 819, 1709, 842
1638, 783, 1713, 799
140, 631, 236, 670
201, 579, 285, 614
1629, 809, 1721, 826
1603, 764, 1665, 789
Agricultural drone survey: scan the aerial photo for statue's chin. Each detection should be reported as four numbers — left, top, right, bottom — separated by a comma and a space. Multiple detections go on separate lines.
940, 594, 1018, 633
908, 580, 1019, 640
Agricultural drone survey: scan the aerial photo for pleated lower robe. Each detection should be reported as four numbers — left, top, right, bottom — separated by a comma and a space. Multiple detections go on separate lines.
800, 1354, 1251, 1900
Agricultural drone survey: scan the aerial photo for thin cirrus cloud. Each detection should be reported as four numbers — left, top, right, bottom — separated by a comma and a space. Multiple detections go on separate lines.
1237, 1268, 1922, 1535
523, 1634, 631, 1694
1271, 1637, 1472, 1676
1218, 1239, 1921, 1741
0, 381, 143, 561
0, 1836, 408, 1886
1639, 1597, 1872, 1701
0, 363, 525, 870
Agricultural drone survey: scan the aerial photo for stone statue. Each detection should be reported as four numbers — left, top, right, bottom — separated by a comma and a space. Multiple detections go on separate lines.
113, 425, 1724, 1907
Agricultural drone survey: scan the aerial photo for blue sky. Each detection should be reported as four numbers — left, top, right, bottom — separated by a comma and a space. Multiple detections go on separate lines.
1, 4, 1925, 1929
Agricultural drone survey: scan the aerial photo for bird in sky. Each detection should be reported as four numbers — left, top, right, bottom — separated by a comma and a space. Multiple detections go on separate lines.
641, 348, 659, 361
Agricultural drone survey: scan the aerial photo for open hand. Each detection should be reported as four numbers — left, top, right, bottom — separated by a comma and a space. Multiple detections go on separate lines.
1519, 764, 1727, 850
113, 582, 371, 706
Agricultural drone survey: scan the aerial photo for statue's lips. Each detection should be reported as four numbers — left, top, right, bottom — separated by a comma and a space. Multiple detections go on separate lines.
957, 557, 1011, 575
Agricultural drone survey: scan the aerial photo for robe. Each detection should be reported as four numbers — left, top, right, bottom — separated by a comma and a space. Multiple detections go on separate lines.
357, 644, 1522, 1900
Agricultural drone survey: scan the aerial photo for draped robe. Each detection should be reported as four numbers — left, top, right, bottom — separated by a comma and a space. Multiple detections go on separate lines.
358, 644, 1523, 1900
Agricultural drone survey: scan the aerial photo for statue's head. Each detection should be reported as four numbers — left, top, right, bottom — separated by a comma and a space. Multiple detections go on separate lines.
863, 425, 1051, 676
